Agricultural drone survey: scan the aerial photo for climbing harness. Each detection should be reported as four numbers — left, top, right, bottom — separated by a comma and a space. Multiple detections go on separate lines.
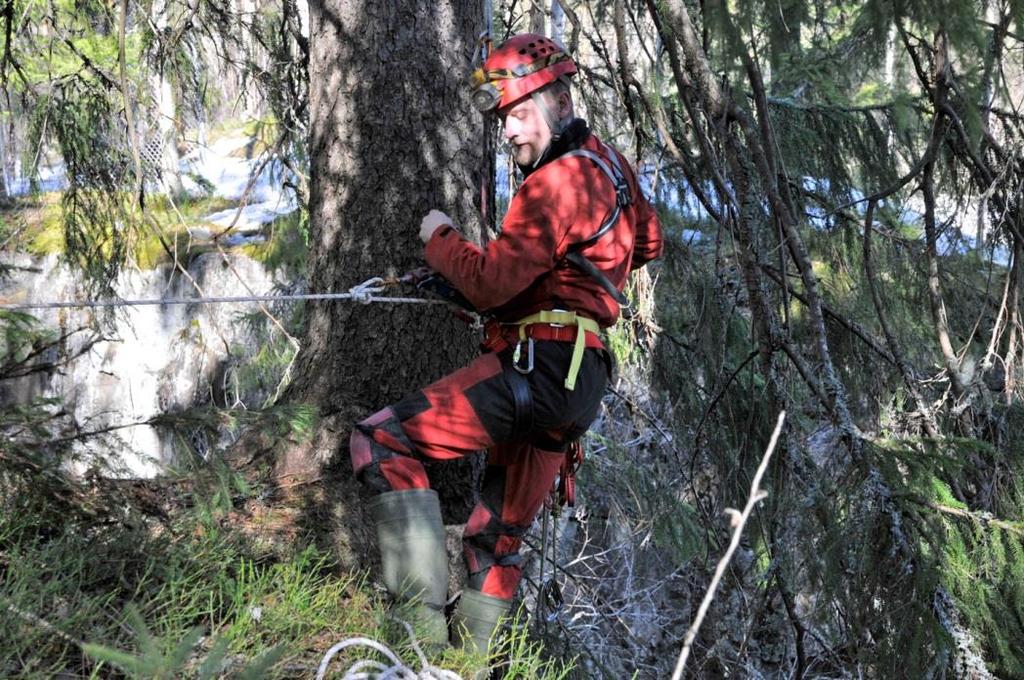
557, 439, 584, 508
536, 439, 584, 626
537, 502, 564, 625
503, 362, 534, 435
508, 309, 601, 390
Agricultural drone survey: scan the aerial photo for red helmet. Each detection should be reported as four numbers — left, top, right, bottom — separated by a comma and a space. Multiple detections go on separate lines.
469, 33, 577, 112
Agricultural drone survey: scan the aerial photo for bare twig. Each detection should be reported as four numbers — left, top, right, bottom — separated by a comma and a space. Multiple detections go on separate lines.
861, 199, 940, 437
671, 411, 785, 680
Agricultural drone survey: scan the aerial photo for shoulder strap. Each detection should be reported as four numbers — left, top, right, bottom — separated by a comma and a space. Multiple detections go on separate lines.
565, 251, 628, 304
556, 145, 632, 306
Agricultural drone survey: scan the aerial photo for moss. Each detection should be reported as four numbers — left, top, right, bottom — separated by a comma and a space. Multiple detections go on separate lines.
0, 194, 68, 255
241, 209, 308, 277
0, 193, 269, 270
147, 194, 238, 222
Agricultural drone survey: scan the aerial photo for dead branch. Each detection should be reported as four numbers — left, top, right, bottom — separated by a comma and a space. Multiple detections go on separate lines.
671, 411, 785, 680
759, 263, 897, 367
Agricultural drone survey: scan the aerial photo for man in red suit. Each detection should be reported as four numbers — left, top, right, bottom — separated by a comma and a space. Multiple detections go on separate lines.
350, 32, 664, 656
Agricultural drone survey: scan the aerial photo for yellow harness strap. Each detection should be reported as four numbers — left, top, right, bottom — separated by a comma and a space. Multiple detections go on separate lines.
515, 310, 601, 391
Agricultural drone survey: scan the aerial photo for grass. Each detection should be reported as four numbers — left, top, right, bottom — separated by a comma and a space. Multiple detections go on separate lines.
0, 461, 576, 679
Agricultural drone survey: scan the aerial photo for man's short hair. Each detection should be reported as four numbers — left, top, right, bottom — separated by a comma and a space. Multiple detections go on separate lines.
543, 76, 572, 99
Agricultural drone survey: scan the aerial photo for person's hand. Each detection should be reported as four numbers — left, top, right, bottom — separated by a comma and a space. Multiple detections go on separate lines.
419, 210, 452, 244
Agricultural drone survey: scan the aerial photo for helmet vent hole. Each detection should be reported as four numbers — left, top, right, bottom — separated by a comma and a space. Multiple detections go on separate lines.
519, 49, 527, 54
529, 42, 536, 47
531, 51, 539, 58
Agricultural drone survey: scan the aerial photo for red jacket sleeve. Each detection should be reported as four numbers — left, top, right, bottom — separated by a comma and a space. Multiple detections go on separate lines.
630, 192, 663, 269
423, 171, 575, 312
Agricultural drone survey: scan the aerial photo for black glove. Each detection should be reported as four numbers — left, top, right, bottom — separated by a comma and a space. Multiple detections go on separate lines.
405, 268, 477, 312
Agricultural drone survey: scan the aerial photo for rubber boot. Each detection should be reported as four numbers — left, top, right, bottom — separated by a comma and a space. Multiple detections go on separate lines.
368, 489, 449, 649
451, 588, 512, 656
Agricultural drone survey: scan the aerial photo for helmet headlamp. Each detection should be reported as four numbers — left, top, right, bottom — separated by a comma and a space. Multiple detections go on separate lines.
471, 83, 502, 112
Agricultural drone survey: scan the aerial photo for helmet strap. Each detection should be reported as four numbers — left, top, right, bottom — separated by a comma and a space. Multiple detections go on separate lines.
531, 90, 565, 140
528, 89, 571, 170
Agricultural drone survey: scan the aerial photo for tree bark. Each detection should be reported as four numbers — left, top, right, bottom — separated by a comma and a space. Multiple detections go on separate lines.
1004, 238, 1022, 402
254, 0, 487, 563
765, 0, 804, 95
923, 130, 967, 397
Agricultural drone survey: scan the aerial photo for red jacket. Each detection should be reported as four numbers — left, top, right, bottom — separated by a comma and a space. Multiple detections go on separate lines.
425, 130, 663, 328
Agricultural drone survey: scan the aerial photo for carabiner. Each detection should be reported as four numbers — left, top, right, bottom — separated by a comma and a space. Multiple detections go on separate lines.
540, 577, 564, 622
512, 337, 534, 374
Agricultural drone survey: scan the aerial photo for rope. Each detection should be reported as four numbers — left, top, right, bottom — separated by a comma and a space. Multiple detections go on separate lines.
0, 277, 448, 311
316, 620, 463, 680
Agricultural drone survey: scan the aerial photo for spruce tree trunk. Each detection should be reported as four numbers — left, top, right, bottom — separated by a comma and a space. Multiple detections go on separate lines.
246, 0, 487, 565
765, 0, 804, 94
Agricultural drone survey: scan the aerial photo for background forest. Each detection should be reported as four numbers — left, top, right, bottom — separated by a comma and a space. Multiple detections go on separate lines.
2, 0, 1024, 678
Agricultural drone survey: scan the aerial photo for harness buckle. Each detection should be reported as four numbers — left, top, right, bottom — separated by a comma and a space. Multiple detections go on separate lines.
548, 308, 568, 328
512, 337, 534, 374
615, 179, 631, 207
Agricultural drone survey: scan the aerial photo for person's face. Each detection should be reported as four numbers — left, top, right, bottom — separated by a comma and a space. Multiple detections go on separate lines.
499, 96, 553, 167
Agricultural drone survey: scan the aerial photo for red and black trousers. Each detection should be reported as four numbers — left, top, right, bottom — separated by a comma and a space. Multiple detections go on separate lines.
350, 337, 609, 600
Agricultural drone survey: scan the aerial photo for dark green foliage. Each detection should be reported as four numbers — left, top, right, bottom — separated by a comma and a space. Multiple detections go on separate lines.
646, 173, 1024, 674
28, 76, 136, 298
871, 437, 1024, 676
768, 102, 906, 201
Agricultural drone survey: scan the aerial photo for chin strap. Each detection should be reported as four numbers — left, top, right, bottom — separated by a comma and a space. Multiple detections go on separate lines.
529, 91, 570, 170
531, 91, 562, 134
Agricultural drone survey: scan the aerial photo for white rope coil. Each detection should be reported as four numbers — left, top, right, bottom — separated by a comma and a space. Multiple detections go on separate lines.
316, 620, 463, 680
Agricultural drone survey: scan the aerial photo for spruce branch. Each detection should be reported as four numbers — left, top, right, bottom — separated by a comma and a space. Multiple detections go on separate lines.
862, 199, 941, 437
671, 411, 785, 680
923, 501, 1024, 537
759, 263, 897, 367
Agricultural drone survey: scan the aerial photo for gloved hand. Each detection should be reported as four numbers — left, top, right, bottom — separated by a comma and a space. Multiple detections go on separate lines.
419, 210, 452, 244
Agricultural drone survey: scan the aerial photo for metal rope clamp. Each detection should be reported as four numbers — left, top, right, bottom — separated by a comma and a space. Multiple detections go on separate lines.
539, 577, 564, 622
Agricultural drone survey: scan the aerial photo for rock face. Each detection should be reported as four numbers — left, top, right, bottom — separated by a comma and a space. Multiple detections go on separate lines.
0, 250, 280, 476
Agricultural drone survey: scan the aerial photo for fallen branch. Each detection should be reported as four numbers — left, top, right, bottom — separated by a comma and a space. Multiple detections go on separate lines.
671, 411, 785, 680
925, 501, 1024, 536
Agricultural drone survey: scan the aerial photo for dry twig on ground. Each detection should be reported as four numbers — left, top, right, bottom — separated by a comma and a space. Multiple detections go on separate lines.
670, 411, 785, 680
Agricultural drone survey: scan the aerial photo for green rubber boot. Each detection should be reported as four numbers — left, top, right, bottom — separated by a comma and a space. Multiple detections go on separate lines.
368, 489, 449, 649
451, 589, 512, 656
